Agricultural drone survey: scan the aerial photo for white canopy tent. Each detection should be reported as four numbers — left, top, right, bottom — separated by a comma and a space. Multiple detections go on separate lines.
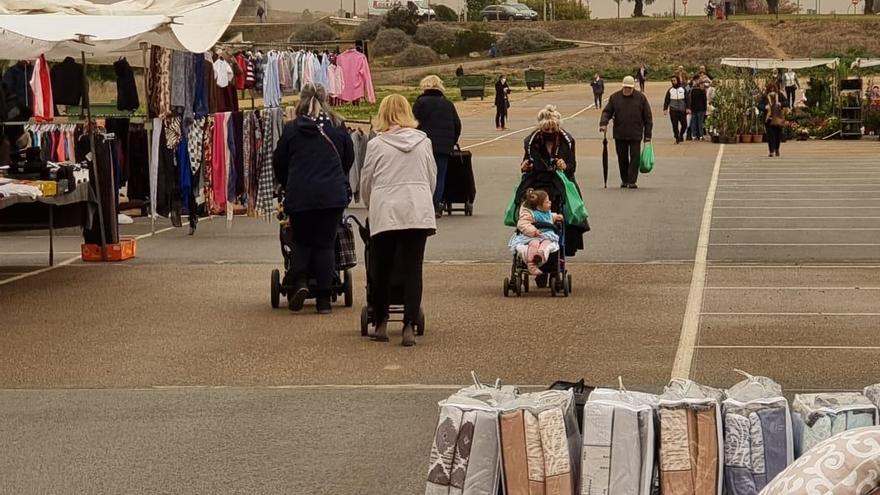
0, 0, 241, 63
851, 58, 880, 69
721, 58, 840, 70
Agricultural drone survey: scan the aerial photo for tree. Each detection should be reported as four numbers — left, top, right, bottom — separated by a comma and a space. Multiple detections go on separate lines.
466, 0, 494, 20
293, 23, 337, 42
629, 0, 656, 17
383, 3, 421, 35
415, 23, 456, 55
433, 4, 459, 21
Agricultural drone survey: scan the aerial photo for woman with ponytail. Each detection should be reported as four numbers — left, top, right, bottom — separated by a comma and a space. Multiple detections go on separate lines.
272, 83, 354, 314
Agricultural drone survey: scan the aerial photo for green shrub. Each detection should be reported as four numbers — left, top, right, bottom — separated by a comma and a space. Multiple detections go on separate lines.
451, 25, 496, 57
414, 23, 456, 55
394, 45, 440, 67
383, 3, 420, 35
433, 4, 459, 22
373, 28, 412, 57
354, 17, 383, 41
293, 23, 338, 42
522, 0, 590, 19
497, 28, 556, 56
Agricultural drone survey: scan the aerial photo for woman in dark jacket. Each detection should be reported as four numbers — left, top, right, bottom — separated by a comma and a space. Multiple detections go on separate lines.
272, 83, 354, 314
518, 105, 587, 260
495, 75, 511, 130
412, 75, 462, 217
759, 82, 788, 158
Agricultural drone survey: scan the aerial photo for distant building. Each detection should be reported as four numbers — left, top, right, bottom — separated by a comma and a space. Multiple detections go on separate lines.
235, 0, 262, 20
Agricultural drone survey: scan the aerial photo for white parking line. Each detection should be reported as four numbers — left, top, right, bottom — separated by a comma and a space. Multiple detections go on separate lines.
711, 228, 880, 231
714, 206, 880, 209
461, 103, 594, 151
711, 243, 880, 246
714, 216, 880, 219
708, 265, 880, 269
714, 199, 880, 202
0, 251, 81, 255
671, 145, 725, 380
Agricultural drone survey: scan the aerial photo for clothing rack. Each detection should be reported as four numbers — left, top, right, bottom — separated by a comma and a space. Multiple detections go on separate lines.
216, 40, 369, 60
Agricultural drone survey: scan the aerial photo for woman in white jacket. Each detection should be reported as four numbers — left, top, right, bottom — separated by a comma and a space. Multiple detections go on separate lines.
360, 94, 437, 347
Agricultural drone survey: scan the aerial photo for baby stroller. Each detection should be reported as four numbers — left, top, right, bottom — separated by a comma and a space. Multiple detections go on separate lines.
270, 210, 355, 310
503, 219, 572, 298
350, 216, 426, 337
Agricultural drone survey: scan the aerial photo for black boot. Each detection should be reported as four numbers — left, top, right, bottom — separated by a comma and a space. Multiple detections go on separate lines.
315, 290, 332, 315
288, 275, 308, 312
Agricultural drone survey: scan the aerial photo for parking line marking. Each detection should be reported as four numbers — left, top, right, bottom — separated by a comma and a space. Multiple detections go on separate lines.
0, 251, 80, 255
715, 199, 880, 202
714, 206, 880, 209
706, 286, 880, 290
708, 265, 880, 268
711, 228, 880, 231
462, 103, 593, 151
671, 145, 724, 380
710, 243, 880, 246
713, 216, 880, 219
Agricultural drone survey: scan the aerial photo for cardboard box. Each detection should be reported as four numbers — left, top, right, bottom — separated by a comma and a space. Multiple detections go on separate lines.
81, 238, 137, 262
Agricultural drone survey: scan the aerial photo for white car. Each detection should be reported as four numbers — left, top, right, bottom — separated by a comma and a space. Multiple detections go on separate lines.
368, 0, 437, 19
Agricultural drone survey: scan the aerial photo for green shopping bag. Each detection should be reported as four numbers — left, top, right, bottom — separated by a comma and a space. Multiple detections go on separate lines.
503, 176, 524, 227
640, 143, 655, 174
556, 170, 589, 227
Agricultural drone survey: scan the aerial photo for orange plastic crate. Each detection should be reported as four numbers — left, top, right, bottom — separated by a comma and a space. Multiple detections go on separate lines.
81, 238, 137, 262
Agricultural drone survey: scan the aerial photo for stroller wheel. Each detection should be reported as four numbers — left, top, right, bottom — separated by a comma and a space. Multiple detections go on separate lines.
416, 308, 426, 336
271, 269, 281, 309
360, 306, 370, 336
503, 278, 511, 298
514, 277, 522, 297
562, 276, 570, 297
343, 270, 354, 308
567, 274, 573, 295
549, 275, 557, 297
522, 273, 530, 293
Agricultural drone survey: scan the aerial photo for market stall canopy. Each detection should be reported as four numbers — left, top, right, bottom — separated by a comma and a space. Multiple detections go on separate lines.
851, 58, 880, 69
0, 0, 241, 63
721, 58, 840, 70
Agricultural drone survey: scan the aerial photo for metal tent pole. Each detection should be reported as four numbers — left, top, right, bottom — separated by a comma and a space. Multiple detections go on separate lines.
141, 42, 155, 235
81, 50, 108, 261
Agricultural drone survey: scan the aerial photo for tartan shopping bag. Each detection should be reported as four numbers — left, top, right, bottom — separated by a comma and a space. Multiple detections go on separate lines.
335, 218, 357, 271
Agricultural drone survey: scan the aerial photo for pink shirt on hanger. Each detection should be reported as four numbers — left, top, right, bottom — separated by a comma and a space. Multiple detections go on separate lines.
336, 49, 375, 104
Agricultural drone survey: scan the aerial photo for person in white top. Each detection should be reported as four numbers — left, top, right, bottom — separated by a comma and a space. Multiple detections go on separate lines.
783, 69, 798, 109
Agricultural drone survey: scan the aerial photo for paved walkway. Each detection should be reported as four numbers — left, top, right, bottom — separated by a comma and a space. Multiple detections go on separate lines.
2, 84, 879, 494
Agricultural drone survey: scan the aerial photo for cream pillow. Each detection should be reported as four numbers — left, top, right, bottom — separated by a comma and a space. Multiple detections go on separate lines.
761, 427, 880, 495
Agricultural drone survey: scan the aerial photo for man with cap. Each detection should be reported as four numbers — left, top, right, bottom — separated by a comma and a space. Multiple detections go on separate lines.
600, 76, 653, 189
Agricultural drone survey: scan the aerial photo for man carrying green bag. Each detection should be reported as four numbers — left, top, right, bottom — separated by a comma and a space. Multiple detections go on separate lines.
640, 143, 655, 174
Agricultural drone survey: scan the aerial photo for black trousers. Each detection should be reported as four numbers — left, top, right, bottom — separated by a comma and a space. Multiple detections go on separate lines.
670, 110, 688, 142
289, 207, 344, 294
785, 86, 796, 107
615, 139, 642, 185
593, 93, 602, 108
766, 125, 783, 154
370, 229, 429, 326
495, 105, 507, 128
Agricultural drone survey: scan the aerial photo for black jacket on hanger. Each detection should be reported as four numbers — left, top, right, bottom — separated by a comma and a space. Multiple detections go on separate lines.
50, 57, 85, 106
114, 58, 140, 111
2, 62, 34, 120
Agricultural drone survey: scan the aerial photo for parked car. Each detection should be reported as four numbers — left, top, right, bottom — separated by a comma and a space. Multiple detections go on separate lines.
510, 3, 540, 20
480, 4, 537, 21
368, 0, 436, 20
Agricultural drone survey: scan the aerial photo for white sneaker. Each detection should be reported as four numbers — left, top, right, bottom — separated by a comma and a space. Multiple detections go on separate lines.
117, 213, 134, 225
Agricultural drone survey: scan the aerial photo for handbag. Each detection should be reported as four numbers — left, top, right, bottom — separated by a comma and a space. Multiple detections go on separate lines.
639, 143, 655, 174
767, 94, 786, 127
335, 217, 357, 270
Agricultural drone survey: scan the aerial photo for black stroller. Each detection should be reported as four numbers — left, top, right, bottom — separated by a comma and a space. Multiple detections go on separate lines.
270, 212, 355, 310
503, 220, 572, 298
350, 216, 426, 337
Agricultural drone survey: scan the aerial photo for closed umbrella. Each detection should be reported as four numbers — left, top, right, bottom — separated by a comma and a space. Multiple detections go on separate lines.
602, 130, 609, 188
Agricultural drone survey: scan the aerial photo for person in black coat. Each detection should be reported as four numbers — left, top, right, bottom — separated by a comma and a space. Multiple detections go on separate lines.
590, 74, 605, 109
413, 75, 462, 217
495, 75, 511, 130
272, 83, 354, 314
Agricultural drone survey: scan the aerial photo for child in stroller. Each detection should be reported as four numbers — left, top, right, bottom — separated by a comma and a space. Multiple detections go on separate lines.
503, 188, 572, 298
508, 189, 562, 276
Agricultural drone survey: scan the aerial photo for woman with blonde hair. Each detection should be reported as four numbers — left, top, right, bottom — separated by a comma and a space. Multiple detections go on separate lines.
518, 105, 586, 262
413, 74, 462, 217
360, 94, 437, 347
272, 83, 353, 314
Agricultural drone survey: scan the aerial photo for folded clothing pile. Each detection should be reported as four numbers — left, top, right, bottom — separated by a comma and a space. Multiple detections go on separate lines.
0, 182, 42, 199
792, 392, 879, 458
722, 374, 794, 495
657, 379, 725, 495
426, 382, 581, 495
581, 388, 659, 495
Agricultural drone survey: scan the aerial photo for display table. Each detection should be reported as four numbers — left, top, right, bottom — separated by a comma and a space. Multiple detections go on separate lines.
0, 185, 97, 266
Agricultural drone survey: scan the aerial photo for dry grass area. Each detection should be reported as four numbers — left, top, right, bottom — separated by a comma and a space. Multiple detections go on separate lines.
451, 20, 674, 44
638, 21, 779, 64
762, 18, 880, 57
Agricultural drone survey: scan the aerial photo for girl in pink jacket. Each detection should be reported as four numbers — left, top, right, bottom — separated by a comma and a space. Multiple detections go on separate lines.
507, 189, 562, 276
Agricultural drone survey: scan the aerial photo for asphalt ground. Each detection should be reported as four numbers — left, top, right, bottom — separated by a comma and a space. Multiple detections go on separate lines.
1, 83, 879, 494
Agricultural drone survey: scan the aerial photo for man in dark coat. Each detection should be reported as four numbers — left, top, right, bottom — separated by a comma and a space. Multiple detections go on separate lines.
590, 74, 605, 109
412, 75, 462, 217
634, 64, 649, 93
600, 76, 653, 189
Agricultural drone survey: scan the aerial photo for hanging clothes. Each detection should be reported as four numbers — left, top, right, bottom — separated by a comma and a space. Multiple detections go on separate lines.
211, 112, 228, 212
30, 55, 53, 123
149, 46, 172, 118
188, 117, 208, 207
178, 129, 192, 210
193, 54, 209, 119
202, 116, 215, 212
113, 58, 140, 112
127, 123, 150, 201
234, 52, 248, 91
255, 107, 282, 219
262, 51, 282, 108
150, 117, 162, 218
171, 51, 196, 122
50, 57, 84, 107
336, 48, 376, 104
